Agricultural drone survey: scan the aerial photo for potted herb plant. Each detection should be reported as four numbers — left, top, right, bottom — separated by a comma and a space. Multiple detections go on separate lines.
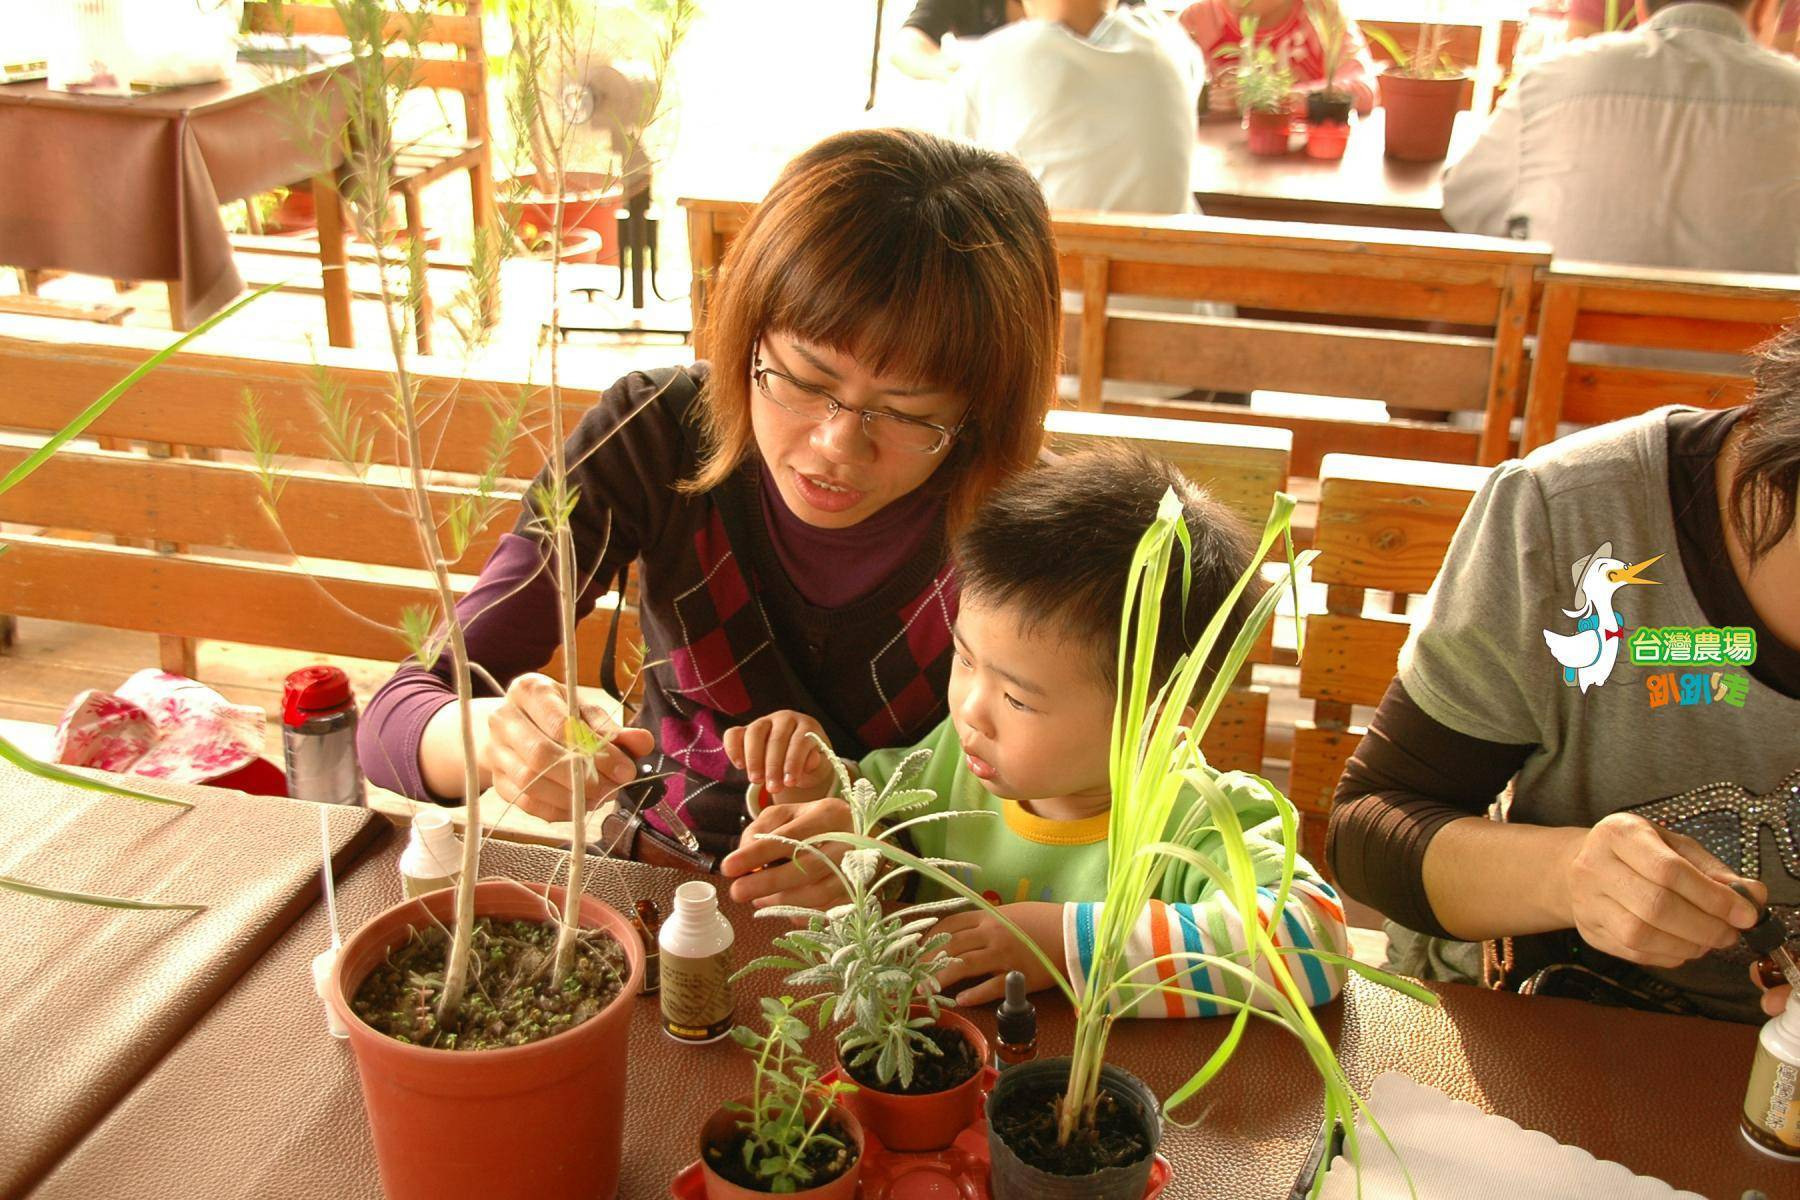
737, 751, 991, 1153
1302, 0, 1356, 160
234, 3, 688, 1197
1224, 16, 1297, 157
1365, 18, 1470, 162
698, 996, 865, 1199
784, 490, 1435, 1199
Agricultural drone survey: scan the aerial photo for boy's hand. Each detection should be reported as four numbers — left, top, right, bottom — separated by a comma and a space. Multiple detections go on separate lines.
720, 797, 856, 909
930, 902, 1064, 1006
723, 710, 834, 800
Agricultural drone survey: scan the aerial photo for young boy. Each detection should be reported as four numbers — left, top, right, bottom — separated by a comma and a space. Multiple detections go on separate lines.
719, 446, 1348, 1016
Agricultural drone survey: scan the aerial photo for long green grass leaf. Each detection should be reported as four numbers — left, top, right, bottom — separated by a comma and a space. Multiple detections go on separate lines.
0, 734, 193, 808
0, 875, 205, 911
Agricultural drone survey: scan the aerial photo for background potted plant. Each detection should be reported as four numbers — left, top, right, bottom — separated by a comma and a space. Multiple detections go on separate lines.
697, 995, 865, 1199
1365, 15, 1470, 162
1223, 16, 1298, 157
1302, 0, 1355, 160
738, 751, 991, 1153
782, 490, 1435, 1199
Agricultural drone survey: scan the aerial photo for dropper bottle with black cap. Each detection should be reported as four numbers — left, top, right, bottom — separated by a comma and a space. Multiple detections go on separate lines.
995, 970, 1037, 1071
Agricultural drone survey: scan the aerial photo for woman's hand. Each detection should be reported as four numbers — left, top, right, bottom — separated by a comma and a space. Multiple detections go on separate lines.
481, 672, 653, 823
1562, 813, 1762, 968
722, 709, 835, 800
719, 797, 856, 909
930, 902, 1064, 1006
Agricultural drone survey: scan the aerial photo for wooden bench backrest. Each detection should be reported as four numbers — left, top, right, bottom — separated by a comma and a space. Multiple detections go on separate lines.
0, 316, 611, 676
1520, 262, 1800, 455
1053, 213, 1549, 476
1044, 409, 1294, 776
1288, 453, 1489, 860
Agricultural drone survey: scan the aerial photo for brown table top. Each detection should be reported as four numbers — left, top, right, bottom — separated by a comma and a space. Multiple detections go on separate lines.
0, 60, 334, 117
1191, 109, 1484, 232
28, 813, 1789, 1200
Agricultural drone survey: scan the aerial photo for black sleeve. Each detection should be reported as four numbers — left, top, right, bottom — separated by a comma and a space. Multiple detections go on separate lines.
1326, 679, 1534, 939
902, 0, 973, 42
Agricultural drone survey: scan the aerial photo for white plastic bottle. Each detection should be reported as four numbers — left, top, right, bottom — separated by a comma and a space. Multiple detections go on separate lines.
1742, 990, 1800, 1158
398, 809, 463, 899
658, 881, 735, 1044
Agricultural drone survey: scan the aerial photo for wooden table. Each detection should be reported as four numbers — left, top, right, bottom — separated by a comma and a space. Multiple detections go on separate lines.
0, 60, 351, 340
1192, 109, 1484, 232
18, 777, 1792, 1200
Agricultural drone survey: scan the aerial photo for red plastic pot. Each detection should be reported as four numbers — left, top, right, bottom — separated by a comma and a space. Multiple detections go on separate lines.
1377, 70, 1470, 162
698, 1098, 864, 1200
838, 1007, 990, 1152
328, 880, 643, 1200
1242, 108, 1294, 157
1305, 120, 1351, 160
508, 170, 623, 266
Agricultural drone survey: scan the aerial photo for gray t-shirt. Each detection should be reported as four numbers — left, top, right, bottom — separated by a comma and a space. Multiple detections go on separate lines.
1398, 407, 1799, 1022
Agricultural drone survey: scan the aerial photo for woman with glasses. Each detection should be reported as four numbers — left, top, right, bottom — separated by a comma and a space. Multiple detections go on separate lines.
358, 128, 1061, 868
1328, 321, 1800, 1024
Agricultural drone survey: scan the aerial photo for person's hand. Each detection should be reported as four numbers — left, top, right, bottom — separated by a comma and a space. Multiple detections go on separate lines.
1752, 958, 1793, 1018
931, 902, 1064, 1006
719, 797, 856, 909
480, 672, 652, 823
722, 710, 834, 800
1561, 813, 1762, 968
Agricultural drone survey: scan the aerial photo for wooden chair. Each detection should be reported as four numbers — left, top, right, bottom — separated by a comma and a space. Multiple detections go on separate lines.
1052, 214, 1548, 477
0, 315, 629, 683
1044, 409, 1293, 775
244, 1, 498, 353
1288, 453, 1489, 868
1519, 262, 1800, 455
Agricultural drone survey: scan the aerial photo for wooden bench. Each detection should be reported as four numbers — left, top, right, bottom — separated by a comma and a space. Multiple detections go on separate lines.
1520, 262, 1800, 455
0, 315, 625, 682
1053, 213, 1549, 476
1288, 453, 1490, 867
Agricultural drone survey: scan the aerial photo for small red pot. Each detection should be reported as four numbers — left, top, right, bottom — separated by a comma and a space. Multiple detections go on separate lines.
507, 170, 624, 266
1305, 120, 1351, 160
838, 1007, 989, 1152
1243, 108, 1294, 157
698, 1098, 864, 1200
329, 880, 643, 1200
1378, 70, 1470, 162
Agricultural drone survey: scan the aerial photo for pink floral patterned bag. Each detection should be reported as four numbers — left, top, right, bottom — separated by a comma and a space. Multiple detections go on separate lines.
53, 669, 288, 796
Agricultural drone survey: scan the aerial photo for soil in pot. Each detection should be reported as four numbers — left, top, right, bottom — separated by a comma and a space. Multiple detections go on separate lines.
1305, 92, 1353, 125
352, 915, 627, 1050
843, 1023, 981, 1095
702, 1115, 861, 1193
990, 1078, 1150, 1177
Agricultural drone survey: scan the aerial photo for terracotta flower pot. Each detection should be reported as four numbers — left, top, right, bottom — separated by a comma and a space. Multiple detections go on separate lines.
522, 227, 604, 264
508, 170, 624, 266
1242, 107, 1294, 157
1377, 70, 1470, 162
698, 1097, 864, 1200
328, 880, 643, 1200
1305, 119, 1351, 160
985, 1058, 1161, 1200
838, 1007, 989, 1152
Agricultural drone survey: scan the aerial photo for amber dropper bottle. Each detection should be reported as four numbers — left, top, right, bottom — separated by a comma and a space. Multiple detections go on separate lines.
995, 970, 1037, 1070
631, 898, 662, 995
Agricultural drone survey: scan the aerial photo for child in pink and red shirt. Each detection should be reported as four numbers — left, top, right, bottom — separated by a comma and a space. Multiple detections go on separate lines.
1180, 0, 1377, 115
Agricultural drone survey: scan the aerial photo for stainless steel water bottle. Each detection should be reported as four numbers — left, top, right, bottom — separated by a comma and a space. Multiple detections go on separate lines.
281, 666, 365, 806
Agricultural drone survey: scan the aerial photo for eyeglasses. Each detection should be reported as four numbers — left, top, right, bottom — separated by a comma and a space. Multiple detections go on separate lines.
752, 351, 965, 455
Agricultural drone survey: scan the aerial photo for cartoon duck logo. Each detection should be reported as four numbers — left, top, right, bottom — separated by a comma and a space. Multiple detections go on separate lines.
1542, 542, 1661, 693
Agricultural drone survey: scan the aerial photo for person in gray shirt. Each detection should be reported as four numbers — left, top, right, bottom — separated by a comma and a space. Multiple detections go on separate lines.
1329, 320, 1800, 1023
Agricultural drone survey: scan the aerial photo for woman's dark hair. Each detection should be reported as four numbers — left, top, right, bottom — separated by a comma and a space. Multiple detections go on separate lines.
684, 128, 1062, 535
955, 443, 1260, 689
1729, 319, 1800, 565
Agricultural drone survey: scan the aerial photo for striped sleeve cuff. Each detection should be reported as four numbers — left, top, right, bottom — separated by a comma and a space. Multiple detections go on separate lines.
1064, 881, 1350, 1019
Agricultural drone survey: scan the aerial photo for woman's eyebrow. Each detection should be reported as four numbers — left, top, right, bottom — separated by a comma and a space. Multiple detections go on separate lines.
787, 341, 943, 399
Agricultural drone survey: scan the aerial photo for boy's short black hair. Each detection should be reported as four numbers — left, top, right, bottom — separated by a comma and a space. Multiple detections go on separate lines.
954, 443, 1260, 689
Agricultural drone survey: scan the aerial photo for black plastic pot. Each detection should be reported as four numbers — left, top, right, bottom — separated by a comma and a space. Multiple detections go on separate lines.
1305, 91, 1353, 125
985, 1058, 1161, 1200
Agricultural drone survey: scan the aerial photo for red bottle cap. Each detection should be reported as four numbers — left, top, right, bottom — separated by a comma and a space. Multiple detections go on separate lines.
283, 666, 353, 726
